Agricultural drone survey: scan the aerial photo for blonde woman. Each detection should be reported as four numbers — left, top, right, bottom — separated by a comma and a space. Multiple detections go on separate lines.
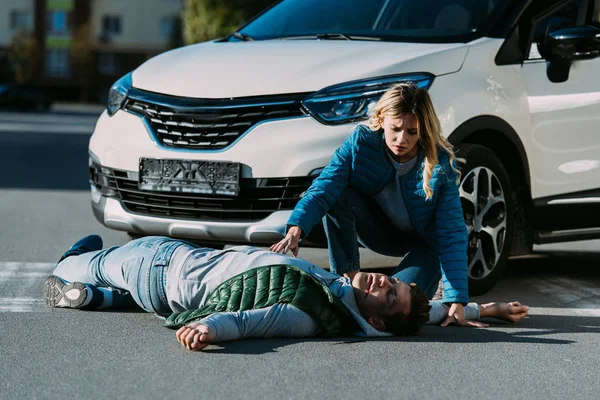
271, 83, 473, 326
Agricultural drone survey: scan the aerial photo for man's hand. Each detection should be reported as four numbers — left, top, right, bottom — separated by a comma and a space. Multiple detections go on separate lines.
269, 226, 302, 257
441, 303, 488, 328
176, 322, 215, 351
343, 271, 359, 280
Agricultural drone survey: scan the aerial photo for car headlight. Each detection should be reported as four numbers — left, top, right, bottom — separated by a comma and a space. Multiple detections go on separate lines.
107, 72, 132, 117
302, 73, 434, 125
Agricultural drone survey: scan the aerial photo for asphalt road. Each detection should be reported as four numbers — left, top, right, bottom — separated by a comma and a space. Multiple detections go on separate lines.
1, 109, 599, 400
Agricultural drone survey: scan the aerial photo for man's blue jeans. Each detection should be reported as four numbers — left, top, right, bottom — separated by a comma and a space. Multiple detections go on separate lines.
53, 236, 184, 315
323, 188, 441, 299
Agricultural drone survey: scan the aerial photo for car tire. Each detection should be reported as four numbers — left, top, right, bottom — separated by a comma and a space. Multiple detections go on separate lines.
455, 144, 514, 296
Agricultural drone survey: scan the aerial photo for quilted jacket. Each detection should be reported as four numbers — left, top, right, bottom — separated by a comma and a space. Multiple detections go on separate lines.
288, 125, 469, 303
164, 264, 358, 336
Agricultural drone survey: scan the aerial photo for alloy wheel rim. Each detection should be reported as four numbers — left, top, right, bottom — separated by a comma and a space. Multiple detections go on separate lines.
459, 166, 507, 280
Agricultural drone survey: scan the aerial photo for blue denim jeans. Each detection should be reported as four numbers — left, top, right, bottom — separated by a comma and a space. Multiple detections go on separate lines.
323, 188, 441, 299
53, 236, 184, 316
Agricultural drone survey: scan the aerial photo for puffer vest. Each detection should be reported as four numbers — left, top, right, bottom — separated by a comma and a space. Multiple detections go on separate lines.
164, 264, 359, 336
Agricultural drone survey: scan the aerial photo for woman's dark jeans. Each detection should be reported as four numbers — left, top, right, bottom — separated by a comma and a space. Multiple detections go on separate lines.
323, 188, 441, 299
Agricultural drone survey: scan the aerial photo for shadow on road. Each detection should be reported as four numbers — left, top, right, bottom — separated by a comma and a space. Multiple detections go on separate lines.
472, 254, 600, 308
505, 254, 600, 278
194, 314, 600, 355
0, 131, 90, 190
192, 255, 600, 355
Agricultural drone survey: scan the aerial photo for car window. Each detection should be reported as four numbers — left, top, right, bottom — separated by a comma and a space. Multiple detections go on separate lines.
239, 0, 514, 43
527, 0, 584, 60
274, 0, 386, 33
593, 0, 600, 25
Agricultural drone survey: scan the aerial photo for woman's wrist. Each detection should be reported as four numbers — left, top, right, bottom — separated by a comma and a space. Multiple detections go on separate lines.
288, 226, 302, 237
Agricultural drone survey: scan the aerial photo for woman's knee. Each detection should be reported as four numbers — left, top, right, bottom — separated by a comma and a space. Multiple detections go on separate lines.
409, 247, 440, 268
328, 188, 367, 216
393, 247, 441, 280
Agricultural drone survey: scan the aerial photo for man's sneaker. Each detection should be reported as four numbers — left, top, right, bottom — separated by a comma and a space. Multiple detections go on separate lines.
43, 275, 91, 308
58, 234, 103, 263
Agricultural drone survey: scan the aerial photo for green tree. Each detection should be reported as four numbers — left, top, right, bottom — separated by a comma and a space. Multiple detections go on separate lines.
183, 0, 275, 44
8, 31, 40, 84
71, 22, 94, 102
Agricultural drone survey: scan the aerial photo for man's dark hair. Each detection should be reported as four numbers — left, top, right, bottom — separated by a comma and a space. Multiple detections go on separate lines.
383, 283, 431, 336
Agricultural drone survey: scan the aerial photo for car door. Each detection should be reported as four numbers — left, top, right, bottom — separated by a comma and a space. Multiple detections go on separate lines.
520, 0, 600, 242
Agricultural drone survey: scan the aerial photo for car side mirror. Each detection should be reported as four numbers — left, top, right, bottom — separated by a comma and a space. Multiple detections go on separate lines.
549, 25, 600, 61
546, 25, 600, 83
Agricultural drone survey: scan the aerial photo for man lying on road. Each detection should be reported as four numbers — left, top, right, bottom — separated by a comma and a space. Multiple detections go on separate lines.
44, 235, 529, 351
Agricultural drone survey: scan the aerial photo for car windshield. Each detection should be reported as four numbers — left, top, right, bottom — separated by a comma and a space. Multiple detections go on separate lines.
237, 0, 515, 43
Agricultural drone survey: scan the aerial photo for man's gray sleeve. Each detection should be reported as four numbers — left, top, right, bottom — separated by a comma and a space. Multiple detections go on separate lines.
426, 301, 480, 325
199, 304, 321, 342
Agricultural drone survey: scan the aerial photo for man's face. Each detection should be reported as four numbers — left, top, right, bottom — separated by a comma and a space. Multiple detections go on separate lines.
351, 272, 412, 329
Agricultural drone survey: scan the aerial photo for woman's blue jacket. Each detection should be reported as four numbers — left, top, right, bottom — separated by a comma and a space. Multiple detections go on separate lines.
288, 125, 469, 303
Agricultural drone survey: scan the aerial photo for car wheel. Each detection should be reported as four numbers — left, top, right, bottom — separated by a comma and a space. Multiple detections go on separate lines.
456, 144, 514, 296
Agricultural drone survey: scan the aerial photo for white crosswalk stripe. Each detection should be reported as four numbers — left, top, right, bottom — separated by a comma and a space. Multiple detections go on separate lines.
0, 262, 55, 312
528, 307, 600, 317
1, 262, 600, 318
0, 297, 46, 312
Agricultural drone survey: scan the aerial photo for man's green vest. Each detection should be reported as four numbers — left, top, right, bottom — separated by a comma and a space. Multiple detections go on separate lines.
164, 264, 359, 336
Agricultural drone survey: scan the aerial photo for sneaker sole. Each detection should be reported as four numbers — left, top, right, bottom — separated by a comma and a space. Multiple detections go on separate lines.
43, 275, 88, 308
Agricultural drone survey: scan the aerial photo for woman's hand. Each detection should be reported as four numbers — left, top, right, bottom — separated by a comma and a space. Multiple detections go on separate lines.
441, 303, 488, 328
269, 226, 302, 257
176, 322, 215, 351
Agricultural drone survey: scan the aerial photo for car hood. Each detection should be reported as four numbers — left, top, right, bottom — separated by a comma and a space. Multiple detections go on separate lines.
132, 40, 468, 98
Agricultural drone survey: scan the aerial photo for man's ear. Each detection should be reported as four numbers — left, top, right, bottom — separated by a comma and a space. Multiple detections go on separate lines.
367, 317, 386, 332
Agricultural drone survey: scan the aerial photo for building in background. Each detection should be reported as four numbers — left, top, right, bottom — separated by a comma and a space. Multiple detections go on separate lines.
0, 0, 184, 102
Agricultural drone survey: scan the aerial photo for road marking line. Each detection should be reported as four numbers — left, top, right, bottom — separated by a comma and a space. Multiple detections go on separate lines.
0, 297, 47, 312
0, 271, 48, 278
529, 307, 600, 317
0, 263, 54, 279
0, 262, 55, 270
0, 263, 54, 312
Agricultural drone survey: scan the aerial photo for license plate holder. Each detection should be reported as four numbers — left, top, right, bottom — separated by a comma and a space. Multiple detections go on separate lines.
139, 158, 240, 196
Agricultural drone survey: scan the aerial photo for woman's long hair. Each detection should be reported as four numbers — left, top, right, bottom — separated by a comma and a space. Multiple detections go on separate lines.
368, 83, 460, 199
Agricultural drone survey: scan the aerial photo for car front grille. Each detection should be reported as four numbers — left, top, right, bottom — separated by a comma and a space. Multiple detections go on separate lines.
90, 164, 314, 222
123, 89, 309, 150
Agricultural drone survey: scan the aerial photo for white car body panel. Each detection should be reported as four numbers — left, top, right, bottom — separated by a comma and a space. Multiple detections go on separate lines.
93, 37, 600, 200
522, 57, 600, 198
90, 110, 357, 178
132, 41, 468, 98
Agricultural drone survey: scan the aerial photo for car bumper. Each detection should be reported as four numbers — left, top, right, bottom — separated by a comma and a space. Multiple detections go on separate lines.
88, 104, 350, 243
92, 186, 295, 243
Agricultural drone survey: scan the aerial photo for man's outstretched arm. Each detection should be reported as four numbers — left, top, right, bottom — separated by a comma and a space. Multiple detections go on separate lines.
426, 301, 529, 326
176, 304, 320, 351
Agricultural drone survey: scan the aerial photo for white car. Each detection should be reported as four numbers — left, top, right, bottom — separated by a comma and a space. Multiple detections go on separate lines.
89, 0, 600, 294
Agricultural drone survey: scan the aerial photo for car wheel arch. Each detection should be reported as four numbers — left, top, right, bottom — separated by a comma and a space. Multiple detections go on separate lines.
448, 115, 534, 257
448, 115, 530, 189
